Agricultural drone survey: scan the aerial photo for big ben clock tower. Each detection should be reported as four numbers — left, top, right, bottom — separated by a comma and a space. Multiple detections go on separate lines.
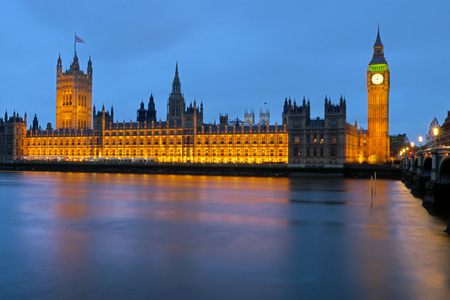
367, 27, 390, 163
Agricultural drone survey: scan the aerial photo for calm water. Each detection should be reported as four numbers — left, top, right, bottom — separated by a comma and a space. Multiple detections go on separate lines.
0, 171, 449, 300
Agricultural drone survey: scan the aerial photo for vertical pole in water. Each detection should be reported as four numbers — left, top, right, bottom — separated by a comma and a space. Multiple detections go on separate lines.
374, 172, 377, 194
371, 176, 373, 206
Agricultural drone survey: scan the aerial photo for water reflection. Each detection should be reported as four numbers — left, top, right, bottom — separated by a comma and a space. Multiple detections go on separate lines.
0, 171, 449, 300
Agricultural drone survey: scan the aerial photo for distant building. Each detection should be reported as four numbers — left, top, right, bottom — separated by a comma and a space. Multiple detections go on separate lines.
219, 114, 228, 126
0, 111, 27, 161
426, 117, 440, 148
390, 134, 409, 157
259, 109, 270, 126
244, 109, 255, 125
229, 117, 244, 126
437, 111, 450, 147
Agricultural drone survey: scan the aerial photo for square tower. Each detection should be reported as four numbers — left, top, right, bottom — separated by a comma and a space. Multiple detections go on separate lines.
367, 27, 390, 163
56, 53, 93, 130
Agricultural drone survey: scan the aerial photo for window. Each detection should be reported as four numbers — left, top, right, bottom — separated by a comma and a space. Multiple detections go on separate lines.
331, 148, 337, 157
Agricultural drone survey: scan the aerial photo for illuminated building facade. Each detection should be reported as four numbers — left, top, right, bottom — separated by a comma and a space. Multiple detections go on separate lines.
56, 52, 93, 130
24, 115, 288, 164
367, 27, 390, 163
0, 29, 388, 166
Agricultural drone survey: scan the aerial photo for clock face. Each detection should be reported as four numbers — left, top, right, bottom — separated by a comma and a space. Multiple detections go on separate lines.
372, 73, 383, 85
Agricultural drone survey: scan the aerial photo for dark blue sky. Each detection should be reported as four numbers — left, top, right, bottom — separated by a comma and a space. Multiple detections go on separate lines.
0, 0, 449, 143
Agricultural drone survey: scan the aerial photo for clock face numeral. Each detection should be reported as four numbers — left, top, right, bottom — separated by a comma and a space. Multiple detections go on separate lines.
372, 73, 383, 85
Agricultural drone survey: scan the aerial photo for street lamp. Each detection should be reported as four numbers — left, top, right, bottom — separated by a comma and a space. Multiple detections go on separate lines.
418, 136, 423, 148
433, 127, 439, 147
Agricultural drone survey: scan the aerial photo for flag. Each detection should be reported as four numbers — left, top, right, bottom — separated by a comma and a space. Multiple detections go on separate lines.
75, 35, 85, 43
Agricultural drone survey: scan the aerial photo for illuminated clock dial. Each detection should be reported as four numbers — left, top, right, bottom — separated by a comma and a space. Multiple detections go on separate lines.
372, 73, 383, 85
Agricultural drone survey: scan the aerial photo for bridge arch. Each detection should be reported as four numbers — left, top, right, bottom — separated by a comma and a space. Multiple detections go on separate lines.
422, 156, 432, 178
412, 157, 418, 173
438, 156, 450, 184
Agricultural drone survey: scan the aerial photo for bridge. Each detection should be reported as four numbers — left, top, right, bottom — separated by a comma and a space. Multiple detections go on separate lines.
401, 146, 450, 207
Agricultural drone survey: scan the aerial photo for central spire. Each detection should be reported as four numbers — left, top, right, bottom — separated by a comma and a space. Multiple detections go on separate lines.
172, 62, 181, 93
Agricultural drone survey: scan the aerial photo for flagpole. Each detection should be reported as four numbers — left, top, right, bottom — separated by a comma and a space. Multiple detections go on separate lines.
74, 32, 76, 56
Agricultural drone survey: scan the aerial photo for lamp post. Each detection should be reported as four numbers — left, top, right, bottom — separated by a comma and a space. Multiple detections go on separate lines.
433, 127, 439, 147
418, 136, 423, 149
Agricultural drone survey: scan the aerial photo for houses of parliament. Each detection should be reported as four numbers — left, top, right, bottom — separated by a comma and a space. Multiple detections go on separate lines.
0, 29, 390, 166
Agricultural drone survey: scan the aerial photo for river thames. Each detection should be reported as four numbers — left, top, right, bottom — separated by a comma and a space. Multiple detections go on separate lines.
1, 171, 449, 299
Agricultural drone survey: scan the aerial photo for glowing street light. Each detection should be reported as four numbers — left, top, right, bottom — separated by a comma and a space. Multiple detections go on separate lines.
433, 127, 439, 147
418, 136, 423, 148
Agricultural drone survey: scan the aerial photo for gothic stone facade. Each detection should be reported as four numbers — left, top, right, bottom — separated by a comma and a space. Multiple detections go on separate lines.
0, 29, 389, 166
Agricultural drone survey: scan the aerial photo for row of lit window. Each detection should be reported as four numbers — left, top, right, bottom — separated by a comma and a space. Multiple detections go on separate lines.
61, 93, 88, 107
293, 136, 337, 144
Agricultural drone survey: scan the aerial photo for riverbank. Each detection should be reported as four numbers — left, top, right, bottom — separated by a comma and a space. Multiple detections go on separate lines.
0, 161, 400, 179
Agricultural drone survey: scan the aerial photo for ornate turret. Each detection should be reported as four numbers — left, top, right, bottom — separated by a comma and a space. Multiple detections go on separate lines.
57, 54, 62, 75
32, 114, 39, 131
137, 100, 146, 123
71, 52, 80, 71
87, 55, 93, 76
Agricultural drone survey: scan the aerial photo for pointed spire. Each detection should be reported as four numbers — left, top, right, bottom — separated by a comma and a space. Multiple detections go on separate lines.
172, 62, 181, 93
370, 25, 387, 65
374, 25, 383, 48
